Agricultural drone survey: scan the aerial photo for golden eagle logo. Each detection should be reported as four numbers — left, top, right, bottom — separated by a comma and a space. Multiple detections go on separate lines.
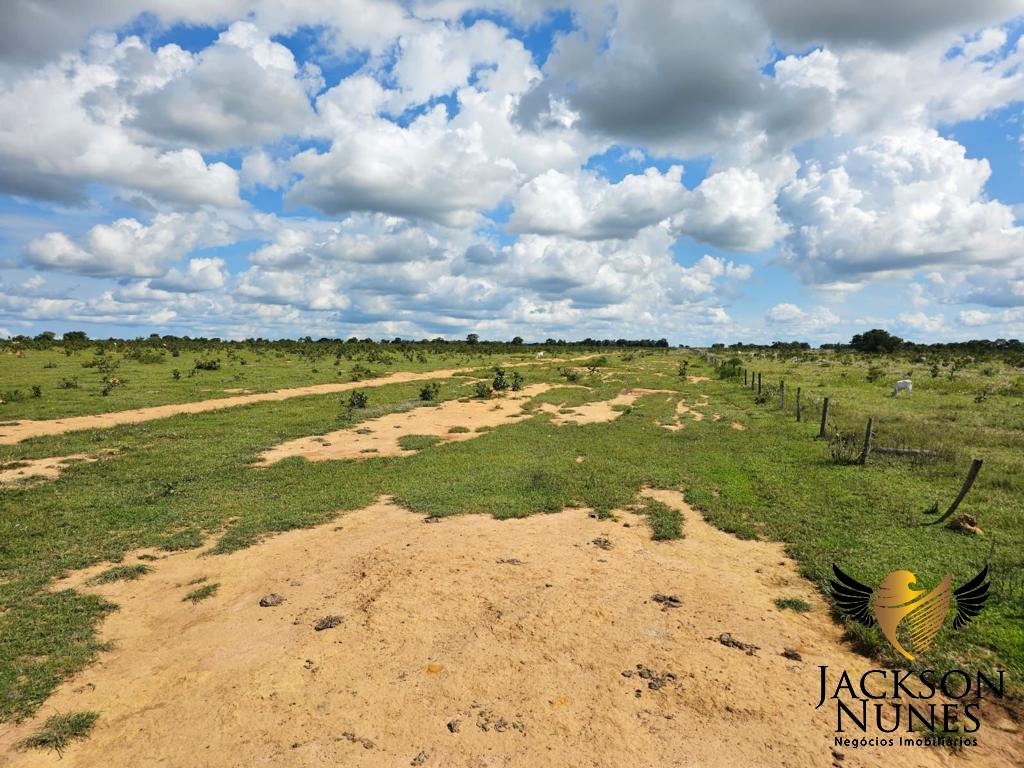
830, 565, 990, 660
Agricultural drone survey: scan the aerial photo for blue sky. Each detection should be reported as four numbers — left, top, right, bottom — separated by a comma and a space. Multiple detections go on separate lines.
1, 1, 1023, 344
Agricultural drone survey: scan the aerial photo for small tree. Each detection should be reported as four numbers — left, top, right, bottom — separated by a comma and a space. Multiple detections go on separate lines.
347, 390, 368, 409
492, 367, 509, 391
473, 381, 492, 398
510, 371, 524, 391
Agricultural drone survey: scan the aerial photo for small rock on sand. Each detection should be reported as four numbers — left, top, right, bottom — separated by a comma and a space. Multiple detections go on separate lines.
782, 648, 802, 661
652, 593, 682, 609
314, 615, 344, 631
717, 632, 759, 655
259, 593, 284, 607
411, 750, 429, 765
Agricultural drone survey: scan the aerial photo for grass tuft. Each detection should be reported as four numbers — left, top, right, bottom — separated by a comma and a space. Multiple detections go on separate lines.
86, 564, 152, 585
638, 498, 683, 540
183, 583, 219, 603
397, 434, 444, 451
16, 711, 99, 755
773, 597, 812, 613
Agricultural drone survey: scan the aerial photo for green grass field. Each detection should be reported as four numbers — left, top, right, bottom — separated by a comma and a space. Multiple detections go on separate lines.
1, 343, 1021, 724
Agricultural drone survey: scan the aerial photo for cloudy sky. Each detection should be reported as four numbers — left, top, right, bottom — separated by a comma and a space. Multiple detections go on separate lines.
1, 1, 1023, 344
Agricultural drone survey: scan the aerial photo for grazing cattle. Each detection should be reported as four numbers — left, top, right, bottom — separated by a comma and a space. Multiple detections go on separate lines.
892, 379, 913, 397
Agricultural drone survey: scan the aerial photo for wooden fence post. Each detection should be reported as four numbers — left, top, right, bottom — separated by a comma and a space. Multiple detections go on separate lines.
858, 417, 874, 465
744, 369, 748, 386
757, 372, 762, 395
780, 380, 785, 409
796, 387, 802, 421
818, 397, 830, 438
928, 459, 984, 525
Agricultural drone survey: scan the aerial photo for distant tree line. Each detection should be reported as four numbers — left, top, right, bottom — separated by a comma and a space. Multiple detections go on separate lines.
1, 330, 670, 354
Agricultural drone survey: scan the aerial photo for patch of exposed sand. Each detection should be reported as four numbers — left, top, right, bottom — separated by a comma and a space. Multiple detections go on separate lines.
0, 358, 595, 445
731, 421, 747, 431
535, 388, 675, 426
0, 451, 112, 485
5, 494, 1018, 768
661, 395, 711, 431
687, 375, 711, 384
260, 388, 675, 465
259, 385, 552, 464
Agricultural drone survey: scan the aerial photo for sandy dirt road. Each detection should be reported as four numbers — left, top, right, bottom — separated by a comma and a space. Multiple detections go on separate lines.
2, 492, 1018, 767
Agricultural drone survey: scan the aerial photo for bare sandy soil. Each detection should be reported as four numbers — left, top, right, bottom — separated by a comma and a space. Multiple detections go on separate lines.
0, 451, 113, 485
3, 493, 1018, 768
0, 358, 596, 445
259, 386, 664, 465
534, 388, 675, 426
661, 394, 711, 432
258, 385, 552, 464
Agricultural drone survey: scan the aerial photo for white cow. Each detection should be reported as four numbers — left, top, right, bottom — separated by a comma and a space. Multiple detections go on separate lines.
892, 379, 913, 397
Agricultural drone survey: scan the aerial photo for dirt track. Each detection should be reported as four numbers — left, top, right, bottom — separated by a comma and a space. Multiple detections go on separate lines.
3, 493, 1018, 767
0, 358, 607, 446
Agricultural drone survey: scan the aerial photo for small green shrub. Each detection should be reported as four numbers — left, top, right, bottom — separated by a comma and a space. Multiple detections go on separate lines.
172, 369, 181, 380
419, 382, 441, 401
473, 381, 492, 398
193, 359, 221, 371
492, 367, 509, 391
866, 365, 885, 383
347, 390, 369, 409
448, 426, 470, 434
31, 385, 42, 398
510, 371, 524, 391
559, 367, 581, 383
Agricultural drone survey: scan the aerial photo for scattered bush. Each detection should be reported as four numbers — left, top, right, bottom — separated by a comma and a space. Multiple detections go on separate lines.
1, 389, 25, 403
718, 357, 742, 379
43, 361, 58, 369
347, 390, 369, 409
193, 359, 221, 371
559, 367, 581, 383
473, 381, 492, 398
172, 369, 181, 380
509, 371, 524, 391
419, 382, 441, 401
59, 377, 79, 389
678, 361, 689, 378
492, 367, 509, 391
448, 426, 470, 434
866, 365, 885, 383
31, 385, 42, 398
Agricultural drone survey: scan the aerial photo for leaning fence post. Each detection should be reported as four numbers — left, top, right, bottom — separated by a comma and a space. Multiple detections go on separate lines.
780, 380, 785, 409
858, 417, 874, 465
796, 387, 802, 421
818, 397, 830, 438
928, 459, 984, 526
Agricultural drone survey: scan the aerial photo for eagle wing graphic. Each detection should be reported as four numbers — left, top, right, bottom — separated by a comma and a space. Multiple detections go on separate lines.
953, 565, 990, 630
905, 575, 951, 654
829, 564, 875, 626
